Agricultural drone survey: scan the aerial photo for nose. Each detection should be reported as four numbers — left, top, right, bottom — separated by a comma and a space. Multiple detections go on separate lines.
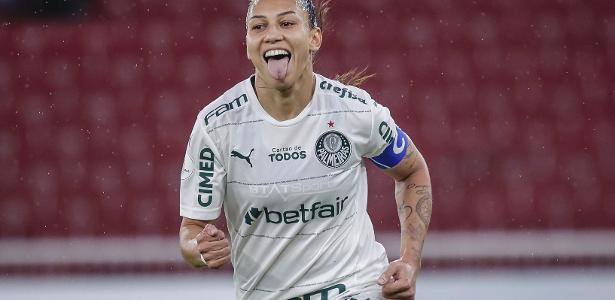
264, 26, 283, 44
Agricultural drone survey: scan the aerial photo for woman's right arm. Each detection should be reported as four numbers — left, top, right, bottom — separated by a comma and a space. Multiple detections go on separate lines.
179, 112, 229, 269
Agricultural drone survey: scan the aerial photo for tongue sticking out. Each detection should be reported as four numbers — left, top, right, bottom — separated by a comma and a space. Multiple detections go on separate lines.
267, 56, 290, 80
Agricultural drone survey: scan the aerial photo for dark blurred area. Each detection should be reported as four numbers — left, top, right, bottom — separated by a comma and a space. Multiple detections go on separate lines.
0, 0, 93, 18
0, 0, 614, 239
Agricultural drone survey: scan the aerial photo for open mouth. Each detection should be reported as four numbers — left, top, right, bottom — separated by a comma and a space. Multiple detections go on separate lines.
263, 49, 292, 80
263, 49, 292, 62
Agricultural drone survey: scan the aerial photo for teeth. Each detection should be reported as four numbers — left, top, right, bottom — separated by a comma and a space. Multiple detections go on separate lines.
264, 49, 290, 58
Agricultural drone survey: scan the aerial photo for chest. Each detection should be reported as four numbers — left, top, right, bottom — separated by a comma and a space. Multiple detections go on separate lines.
223, 117, 362, 209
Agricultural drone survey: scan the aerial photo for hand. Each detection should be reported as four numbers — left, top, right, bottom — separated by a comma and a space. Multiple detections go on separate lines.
194, 224, 231, 269
377, 259, 419, 299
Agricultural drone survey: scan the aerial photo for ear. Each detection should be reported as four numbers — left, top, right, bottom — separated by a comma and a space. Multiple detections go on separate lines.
309, 27, 322, 52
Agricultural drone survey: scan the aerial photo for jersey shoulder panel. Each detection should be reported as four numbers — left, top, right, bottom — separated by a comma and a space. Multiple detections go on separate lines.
314, 74, 398, 159
315, 74, 379, 111
197, 79, 252, 130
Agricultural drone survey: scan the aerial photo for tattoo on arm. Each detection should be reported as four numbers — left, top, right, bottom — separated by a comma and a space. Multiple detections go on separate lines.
404, 183, 432, 227
405, 220, 424, 261
398, 204, 413, 224
397, 183, 431, 263
415, 185, 432, 228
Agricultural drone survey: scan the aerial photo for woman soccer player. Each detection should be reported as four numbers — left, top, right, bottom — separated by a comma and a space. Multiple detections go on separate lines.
178, 0, 432, 299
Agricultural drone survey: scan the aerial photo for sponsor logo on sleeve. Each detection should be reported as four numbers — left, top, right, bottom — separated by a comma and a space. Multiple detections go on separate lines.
371, 124, 410, 169
197, 147, 215, 207
379, 121, 395, 144
181, 153, 194, 181
203, 94, 248, 126
380, 121, 407, 155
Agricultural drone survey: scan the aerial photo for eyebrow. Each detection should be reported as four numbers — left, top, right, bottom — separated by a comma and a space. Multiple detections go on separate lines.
250, 11, 297, 20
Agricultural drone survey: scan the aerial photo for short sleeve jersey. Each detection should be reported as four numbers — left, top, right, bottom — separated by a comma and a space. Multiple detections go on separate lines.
180, 74, 404, 300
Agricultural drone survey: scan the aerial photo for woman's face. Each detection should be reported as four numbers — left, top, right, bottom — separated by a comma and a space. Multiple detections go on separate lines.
246, 0, 322, 89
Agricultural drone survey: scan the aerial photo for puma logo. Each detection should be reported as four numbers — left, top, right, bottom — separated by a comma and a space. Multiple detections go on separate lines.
231, 148, 254, 168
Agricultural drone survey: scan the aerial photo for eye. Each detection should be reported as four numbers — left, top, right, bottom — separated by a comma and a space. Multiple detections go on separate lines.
251, 24, 266, 31
280, 21, 295, 28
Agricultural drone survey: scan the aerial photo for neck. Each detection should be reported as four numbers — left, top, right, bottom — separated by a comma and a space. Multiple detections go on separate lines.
254, 70, 315, 122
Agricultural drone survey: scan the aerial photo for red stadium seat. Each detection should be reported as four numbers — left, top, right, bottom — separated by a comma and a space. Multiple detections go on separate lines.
0, 195, 29, 236
110, 55, 142, 87
176, 54, 209, 88
536, 182, 576, 228
0, 60, 12, 93
65, 194, 97, 235
2, 0, 614, 238
45, 58, 78, 89
0, 137, 20, 194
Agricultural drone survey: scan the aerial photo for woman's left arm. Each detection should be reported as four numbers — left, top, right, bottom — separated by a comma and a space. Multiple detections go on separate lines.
378, 136, 432, 299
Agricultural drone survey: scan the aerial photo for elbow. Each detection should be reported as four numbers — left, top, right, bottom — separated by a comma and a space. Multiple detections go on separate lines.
399, 163, 428, 183
397, 155, 429, 183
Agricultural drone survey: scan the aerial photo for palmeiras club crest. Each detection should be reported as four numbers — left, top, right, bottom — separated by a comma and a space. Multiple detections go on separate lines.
315, 130, 352, 168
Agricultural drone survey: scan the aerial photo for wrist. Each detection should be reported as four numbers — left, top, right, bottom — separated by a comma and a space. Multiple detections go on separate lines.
399, 257, 422, 269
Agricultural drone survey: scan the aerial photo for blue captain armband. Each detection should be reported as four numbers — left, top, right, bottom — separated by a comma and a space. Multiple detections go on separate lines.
369, 126, 410, 169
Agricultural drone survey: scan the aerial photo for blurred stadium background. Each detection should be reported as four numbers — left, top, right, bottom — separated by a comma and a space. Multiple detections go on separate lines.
1, 0, 614, 299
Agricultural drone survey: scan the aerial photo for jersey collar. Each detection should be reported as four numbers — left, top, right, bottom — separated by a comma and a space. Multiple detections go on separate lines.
245, 74, 318, 127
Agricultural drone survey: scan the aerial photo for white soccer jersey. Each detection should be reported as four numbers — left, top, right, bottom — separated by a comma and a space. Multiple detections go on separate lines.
180, 74, 406, 300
